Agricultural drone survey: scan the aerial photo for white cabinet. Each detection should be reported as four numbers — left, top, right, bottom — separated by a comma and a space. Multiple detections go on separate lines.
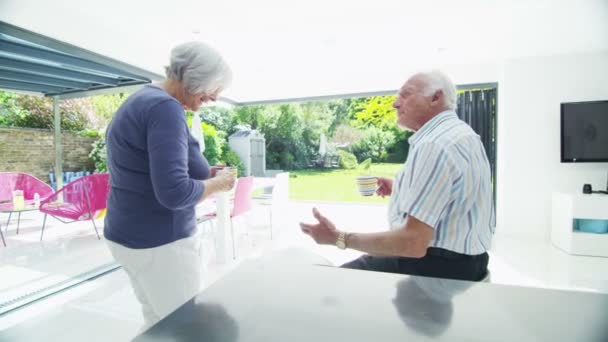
551, 193, 608, 257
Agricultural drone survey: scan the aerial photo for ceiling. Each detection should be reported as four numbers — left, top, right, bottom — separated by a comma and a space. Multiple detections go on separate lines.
1, 0, 607, 103
0, 21, 159, 97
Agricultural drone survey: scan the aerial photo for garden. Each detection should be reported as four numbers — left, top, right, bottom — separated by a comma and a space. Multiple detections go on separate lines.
0, 89, 413, 202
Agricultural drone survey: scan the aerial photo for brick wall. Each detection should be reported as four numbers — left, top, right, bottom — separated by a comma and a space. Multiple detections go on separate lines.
0, 127, 96, 183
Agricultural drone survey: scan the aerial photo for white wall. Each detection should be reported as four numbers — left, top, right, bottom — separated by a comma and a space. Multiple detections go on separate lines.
496, 51, 608, 241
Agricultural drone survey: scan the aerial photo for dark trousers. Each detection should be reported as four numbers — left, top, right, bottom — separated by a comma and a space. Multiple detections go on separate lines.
341, 248, 489, 282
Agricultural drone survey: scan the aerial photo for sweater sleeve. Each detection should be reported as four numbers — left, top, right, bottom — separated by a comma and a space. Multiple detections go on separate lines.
146, 100, 205, 210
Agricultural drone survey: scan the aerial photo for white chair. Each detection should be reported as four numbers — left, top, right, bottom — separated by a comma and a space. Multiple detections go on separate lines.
196, 198, 218, 254
253, 172, 289, 239
0, 222, 5, 247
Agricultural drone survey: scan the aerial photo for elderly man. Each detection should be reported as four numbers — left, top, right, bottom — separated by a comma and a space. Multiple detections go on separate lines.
300, 71, 494, 281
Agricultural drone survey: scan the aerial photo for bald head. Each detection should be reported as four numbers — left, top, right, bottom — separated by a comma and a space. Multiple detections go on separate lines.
409, 71, 457, 111
393, 70, 457, 131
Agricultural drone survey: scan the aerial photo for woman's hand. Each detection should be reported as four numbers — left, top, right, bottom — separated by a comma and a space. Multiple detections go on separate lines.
201, 169, 236, 200
214, 169, 236, 192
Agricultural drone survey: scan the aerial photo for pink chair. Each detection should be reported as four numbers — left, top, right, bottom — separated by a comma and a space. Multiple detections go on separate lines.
39, 173, 110, 241
201, 177, 254, 258
0, 172, 54, 237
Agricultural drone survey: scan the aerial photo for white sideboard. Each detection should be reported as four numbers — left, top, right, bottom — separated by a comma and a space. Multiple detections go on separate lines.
551, 192, 608, 257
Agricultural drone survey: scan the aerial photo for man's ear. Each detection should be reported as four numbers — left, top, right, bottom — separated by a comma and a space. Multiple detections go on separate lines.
432, 90, 443, 104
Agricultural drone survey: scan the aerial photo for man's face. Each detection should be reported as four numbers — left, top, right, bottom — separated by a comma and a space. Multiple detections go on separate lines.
393, 77, 433, 131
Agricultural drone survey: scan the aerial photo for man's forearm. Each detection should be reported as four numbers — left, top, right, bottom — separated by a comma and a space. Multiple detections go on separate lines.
346, 230, 428, 258
345, 216, 435, 258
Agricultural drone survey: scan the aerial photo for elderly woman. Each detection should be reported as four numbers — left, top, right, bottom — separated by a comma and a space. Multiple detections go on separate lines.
104, 41, 234, 328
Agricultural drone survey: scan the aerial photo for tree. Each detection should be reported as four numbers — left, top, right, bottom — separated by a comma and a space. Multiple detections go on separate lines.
326, 97, 371, 136
299, 101, 333, 134
262, 104, 305, 169
10, 94, 95, 131
352, 95, 397, 130
199, 106, 235, 133
330, 124, 366, 146
0, 90, 121, 131
232, 105, 266, 131
299, 101, 333, 157
347, 95, 416, 163
90, 93, 128, 127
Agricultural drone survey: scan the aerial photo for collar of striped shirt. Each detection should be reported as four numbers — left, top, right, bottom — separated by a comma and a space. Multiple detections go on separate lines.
408, 110, 458, 145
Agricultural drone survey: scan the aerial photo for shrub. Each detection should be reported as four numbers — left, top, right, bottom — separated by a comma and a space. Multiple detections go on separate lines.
202, 123, 226, 165
0, 92, 30, 127
349, 127, 395, 162
221, 147, 245, 177
337, 150, 358, 169
187, 113, 226, 166
386, 128, 414, 163
89, 136, 107, 172
79, 129, 101, 138
16, 96, 96, 130
0, 91, 97, 130
90, 93, 127, 127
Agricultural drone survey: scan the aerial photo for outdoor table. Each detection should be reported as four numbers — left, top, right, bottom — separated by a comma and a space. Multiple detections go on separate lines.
0, 202, 40, 238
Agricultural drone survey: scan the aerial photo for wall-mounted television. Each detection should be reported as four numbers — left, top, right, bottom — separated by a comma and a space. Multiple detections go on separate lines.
561, 100, 608, 163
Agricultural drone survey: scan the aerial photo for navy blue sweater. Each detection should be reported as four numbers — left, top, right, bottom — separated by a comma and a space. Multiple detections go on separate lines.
104, 85, 209, 248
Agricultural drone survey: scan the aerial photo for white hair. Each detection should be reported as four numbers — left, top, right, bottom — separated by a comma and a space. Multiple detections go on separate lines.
417, 70, 457, 111
165, 41, 232, 95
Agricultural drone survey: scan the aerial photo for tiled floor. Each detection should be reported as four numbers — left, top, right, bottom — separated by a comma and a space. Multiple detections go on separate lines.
1, 201, 607, 341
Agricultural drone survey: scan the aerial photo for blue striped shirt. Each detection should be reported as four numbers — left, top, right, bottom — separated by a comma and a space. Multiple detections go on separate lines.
388, 110, 495, 255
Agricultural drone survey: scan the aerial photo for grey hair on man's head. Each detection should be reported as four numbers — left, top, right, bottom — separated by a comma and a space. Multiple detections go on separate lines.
165, 41, 232, 95
416, 70, 457, 111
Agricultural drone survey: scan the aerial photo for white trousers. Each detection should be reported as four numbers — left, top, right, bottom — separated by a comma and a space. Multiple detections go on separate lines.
106, 233, 203, 331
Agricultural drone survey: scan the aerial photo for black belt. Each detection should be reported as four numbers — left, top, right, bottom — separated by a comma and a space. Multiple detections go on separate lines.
426, 247, 487, 260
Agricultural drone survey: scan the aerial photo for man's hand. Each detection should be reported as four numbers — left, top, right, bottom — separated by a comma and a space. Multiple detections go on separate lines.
376, 177, 394, 198
299, 208, 340, 245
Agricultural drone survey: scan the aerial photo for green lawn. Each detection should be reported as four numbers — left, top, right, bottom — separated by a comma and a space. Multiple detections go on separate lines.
288, 163, 403, 203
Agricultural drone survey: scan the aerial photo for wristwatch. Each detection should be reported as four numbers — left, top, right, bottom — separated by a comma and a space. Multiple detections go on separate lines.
336, 231, 347, 250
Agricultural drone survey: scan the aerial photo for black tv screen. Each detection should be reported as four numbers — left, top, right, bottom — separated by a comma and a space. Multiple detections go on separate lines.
561, 100, 608, 162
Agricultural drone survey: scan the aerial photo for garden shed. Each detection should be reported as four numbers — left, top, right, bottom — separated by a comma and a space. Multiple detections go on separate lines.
228, 129, 266, 177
